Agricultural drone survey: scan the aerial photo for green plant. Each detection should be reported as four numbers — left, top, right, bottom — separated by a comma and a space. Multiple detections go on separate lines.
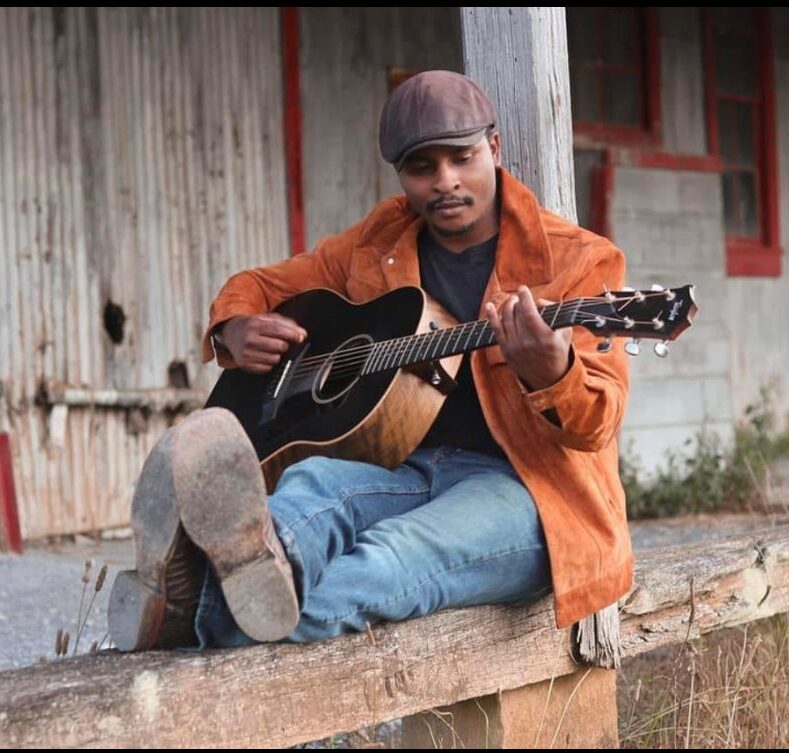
622, 384, 789, 519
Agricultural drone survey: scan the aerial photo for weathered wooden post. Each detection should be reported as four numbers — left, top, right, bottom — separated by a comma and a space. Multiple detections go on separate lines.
401, 7, 621, 748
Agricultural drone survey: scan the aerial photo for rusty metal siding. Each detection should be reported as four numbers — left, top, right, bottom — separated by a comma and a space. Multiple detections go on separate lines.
0, 7, 287, 538
300, 7, 462, 250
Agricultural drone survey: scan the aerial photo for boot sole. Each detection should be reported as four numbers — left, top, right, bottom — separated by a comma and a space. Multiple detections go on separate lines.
176, 408, 300, 642
108, 426, 202, 652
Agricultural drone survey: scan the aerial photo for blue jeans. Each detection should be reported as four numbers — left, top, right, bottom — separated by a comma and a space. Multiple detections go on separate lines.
193, 447, 552, 647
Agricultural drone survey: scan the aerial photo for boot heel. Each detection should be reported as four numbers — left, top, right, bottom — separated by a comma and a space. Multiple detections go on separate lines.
108, 570, 166, 652
221, 557, 300, 642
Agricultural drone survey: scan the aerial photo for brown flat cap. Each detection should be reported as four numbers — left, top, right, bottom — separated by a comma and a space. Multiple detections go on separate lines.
379, 70, 496, 169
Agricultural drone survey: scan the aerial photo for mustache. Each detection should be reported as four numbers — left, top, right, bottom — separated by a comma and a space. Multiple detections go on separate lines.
427, 195, 474, 211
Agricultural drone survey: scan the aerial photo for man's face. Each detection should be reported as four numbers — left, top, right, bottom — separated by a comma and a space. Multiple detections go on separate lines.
398, 133, 501, 246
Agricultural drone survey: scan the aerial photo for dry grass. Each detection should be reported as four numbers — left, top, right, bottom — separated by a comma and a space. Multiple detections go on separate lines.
618, 613, 789, 748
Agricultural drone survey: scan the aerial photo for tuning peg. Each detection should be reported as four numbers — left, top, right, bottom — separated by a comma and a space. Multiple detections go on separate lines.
596, 338, 612, 353
624, 338, 641, 356
650, 284, 665, 292
653, 340, 670, 358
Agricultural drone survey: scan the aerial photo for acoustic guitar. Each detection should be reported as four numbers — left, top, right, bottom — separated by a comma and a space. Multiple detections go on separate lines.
205, 284, 697, 491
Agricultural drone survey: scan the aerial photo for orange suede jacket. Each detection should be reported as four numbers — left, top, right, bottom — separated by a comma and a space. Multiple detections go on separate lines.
202, 167, 632, 629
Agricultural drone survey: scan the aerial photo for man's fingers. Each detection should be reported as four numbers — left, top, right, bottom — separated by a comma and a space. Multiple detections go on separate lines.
485, 302, 504, 341
248, 335, 291, 354
252, 313, 307, 342
501, 295, 518, 337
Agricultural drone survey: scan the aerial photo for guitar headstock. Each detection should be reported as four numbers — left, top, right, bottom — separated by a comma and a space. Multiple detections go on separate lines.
570, 284, 697, 357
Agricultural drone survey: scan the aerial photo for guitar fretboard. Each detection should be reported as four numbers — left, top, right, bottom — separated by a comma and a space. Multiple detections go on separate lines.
359, 300, 583, 375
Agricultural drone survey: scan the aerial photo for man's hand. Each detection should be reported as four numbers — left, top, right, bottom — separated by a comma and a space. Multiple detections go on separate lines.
485, 285, 572, 391
217, 314, 307, 373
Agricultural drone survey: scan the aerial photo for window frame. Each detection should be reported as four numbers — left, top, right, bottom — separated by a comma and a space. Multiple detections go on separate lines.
702, 7, 781, 277
569, 7, 661, 148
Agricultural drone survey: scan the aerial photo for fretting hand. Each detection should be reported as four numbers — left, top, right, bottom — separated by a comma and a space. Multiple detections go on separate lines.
485, 285, 572, 391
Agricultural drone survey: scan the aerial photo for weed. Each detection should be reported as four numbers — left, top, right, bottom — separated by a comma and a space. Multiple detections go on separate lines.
622, 384, 789, 519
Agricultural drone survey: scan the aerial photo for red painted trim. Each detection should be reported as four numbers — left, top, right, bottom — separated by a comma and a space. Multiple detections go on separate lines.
572, 8, 661, 148
0, 433, 23, 554
608, 148, 724, 173
727, 244, 782, 277
590, 149, 614, 240
703, 8, 781, 277
281, 8, 306, 255
574, 123, 660, 148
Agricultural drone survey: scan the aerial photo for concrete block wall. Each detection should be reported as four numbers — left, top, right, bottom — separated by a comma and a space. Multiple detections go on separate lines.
611, 167, 735, 476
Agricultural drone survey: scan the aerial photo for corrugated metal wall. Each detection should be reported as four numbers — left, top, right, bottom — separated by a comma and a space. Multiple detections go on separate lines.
0, 7, 288, 538
300, 7, 461, 248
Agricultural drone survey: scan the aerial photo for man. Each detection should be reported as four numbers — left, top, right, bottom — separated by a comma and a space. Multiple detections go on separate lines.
108, 70, 632, 651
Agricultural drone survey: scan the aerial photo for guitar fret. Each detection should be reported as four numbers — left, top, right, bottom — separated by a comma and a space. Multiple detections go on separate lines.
449, 325, 463, 356
548, 302, 562, 329
374, 341, 389, 372
404, 334, 419, 366
430, 328, 446, 360
360, 344, 373, 376
571, 298, 583, 325
462, 322, 475, 352
392, 336, 409, 368
382, 339, 396, 370
416, 331, 431, 363
474, 322, 486, 348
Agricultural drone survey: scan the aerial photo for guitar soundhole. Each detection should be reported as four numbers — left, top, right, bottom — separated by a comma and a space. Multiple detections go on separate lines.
312, 333, 374, 405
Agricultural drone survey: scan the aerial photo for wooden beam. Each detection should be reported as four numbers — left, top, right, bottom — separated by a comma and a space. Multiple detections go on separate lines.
460, 5, 618, 670
459, 7, 577, 221
1, 525, 787, 748
41, 384, 203, 411
402, 668, 619, 749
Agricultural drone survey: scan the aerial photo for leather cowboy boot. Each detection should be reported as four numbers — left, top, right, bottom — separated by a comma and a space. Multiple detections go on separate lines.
174, 407, 300, 643
108, 427, 206, 652
108, 407, 300, 651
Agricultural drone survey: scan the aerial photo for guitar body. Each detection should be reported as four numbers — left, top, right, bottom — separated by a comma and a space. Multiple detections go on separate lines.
205, 282, 697, 492
205, 287, 463, 492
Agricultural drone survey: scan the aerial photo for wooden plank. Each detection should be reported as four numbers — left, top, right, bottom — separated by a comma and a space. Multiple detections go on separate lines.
401, 668, 618, 749
460, 7, 577, 219
460, 5, 622, 669
1, 526, 787, 749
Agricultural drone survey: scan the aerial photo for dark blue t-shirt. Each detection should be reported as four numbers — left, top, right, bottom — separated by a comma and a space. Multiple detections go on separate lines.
417, 228, 506, 458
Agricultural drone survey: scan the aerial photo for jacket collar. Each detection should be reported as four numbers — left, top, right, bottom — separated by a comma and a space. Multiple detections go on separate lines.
376, 167, 554, 299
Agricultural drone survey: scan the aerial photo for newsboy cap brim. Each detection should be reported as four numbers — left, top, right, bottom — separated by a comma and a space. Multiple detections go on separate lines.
394, 128, 491, 171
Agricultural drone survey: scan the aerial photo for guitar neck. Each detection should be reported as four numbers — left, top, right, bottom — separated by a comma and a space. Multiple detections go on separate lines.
360, 301, 575, 376
356, 284, 695, 377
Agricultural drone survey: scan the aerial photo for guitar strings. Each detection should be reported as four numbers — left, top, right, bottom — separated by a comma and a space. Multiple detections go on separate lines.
290, 311, 610, 384
285, 292, 677, 384
289, 291, 672, 372
289, 300, 586, 377
291, 298, 589, 370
